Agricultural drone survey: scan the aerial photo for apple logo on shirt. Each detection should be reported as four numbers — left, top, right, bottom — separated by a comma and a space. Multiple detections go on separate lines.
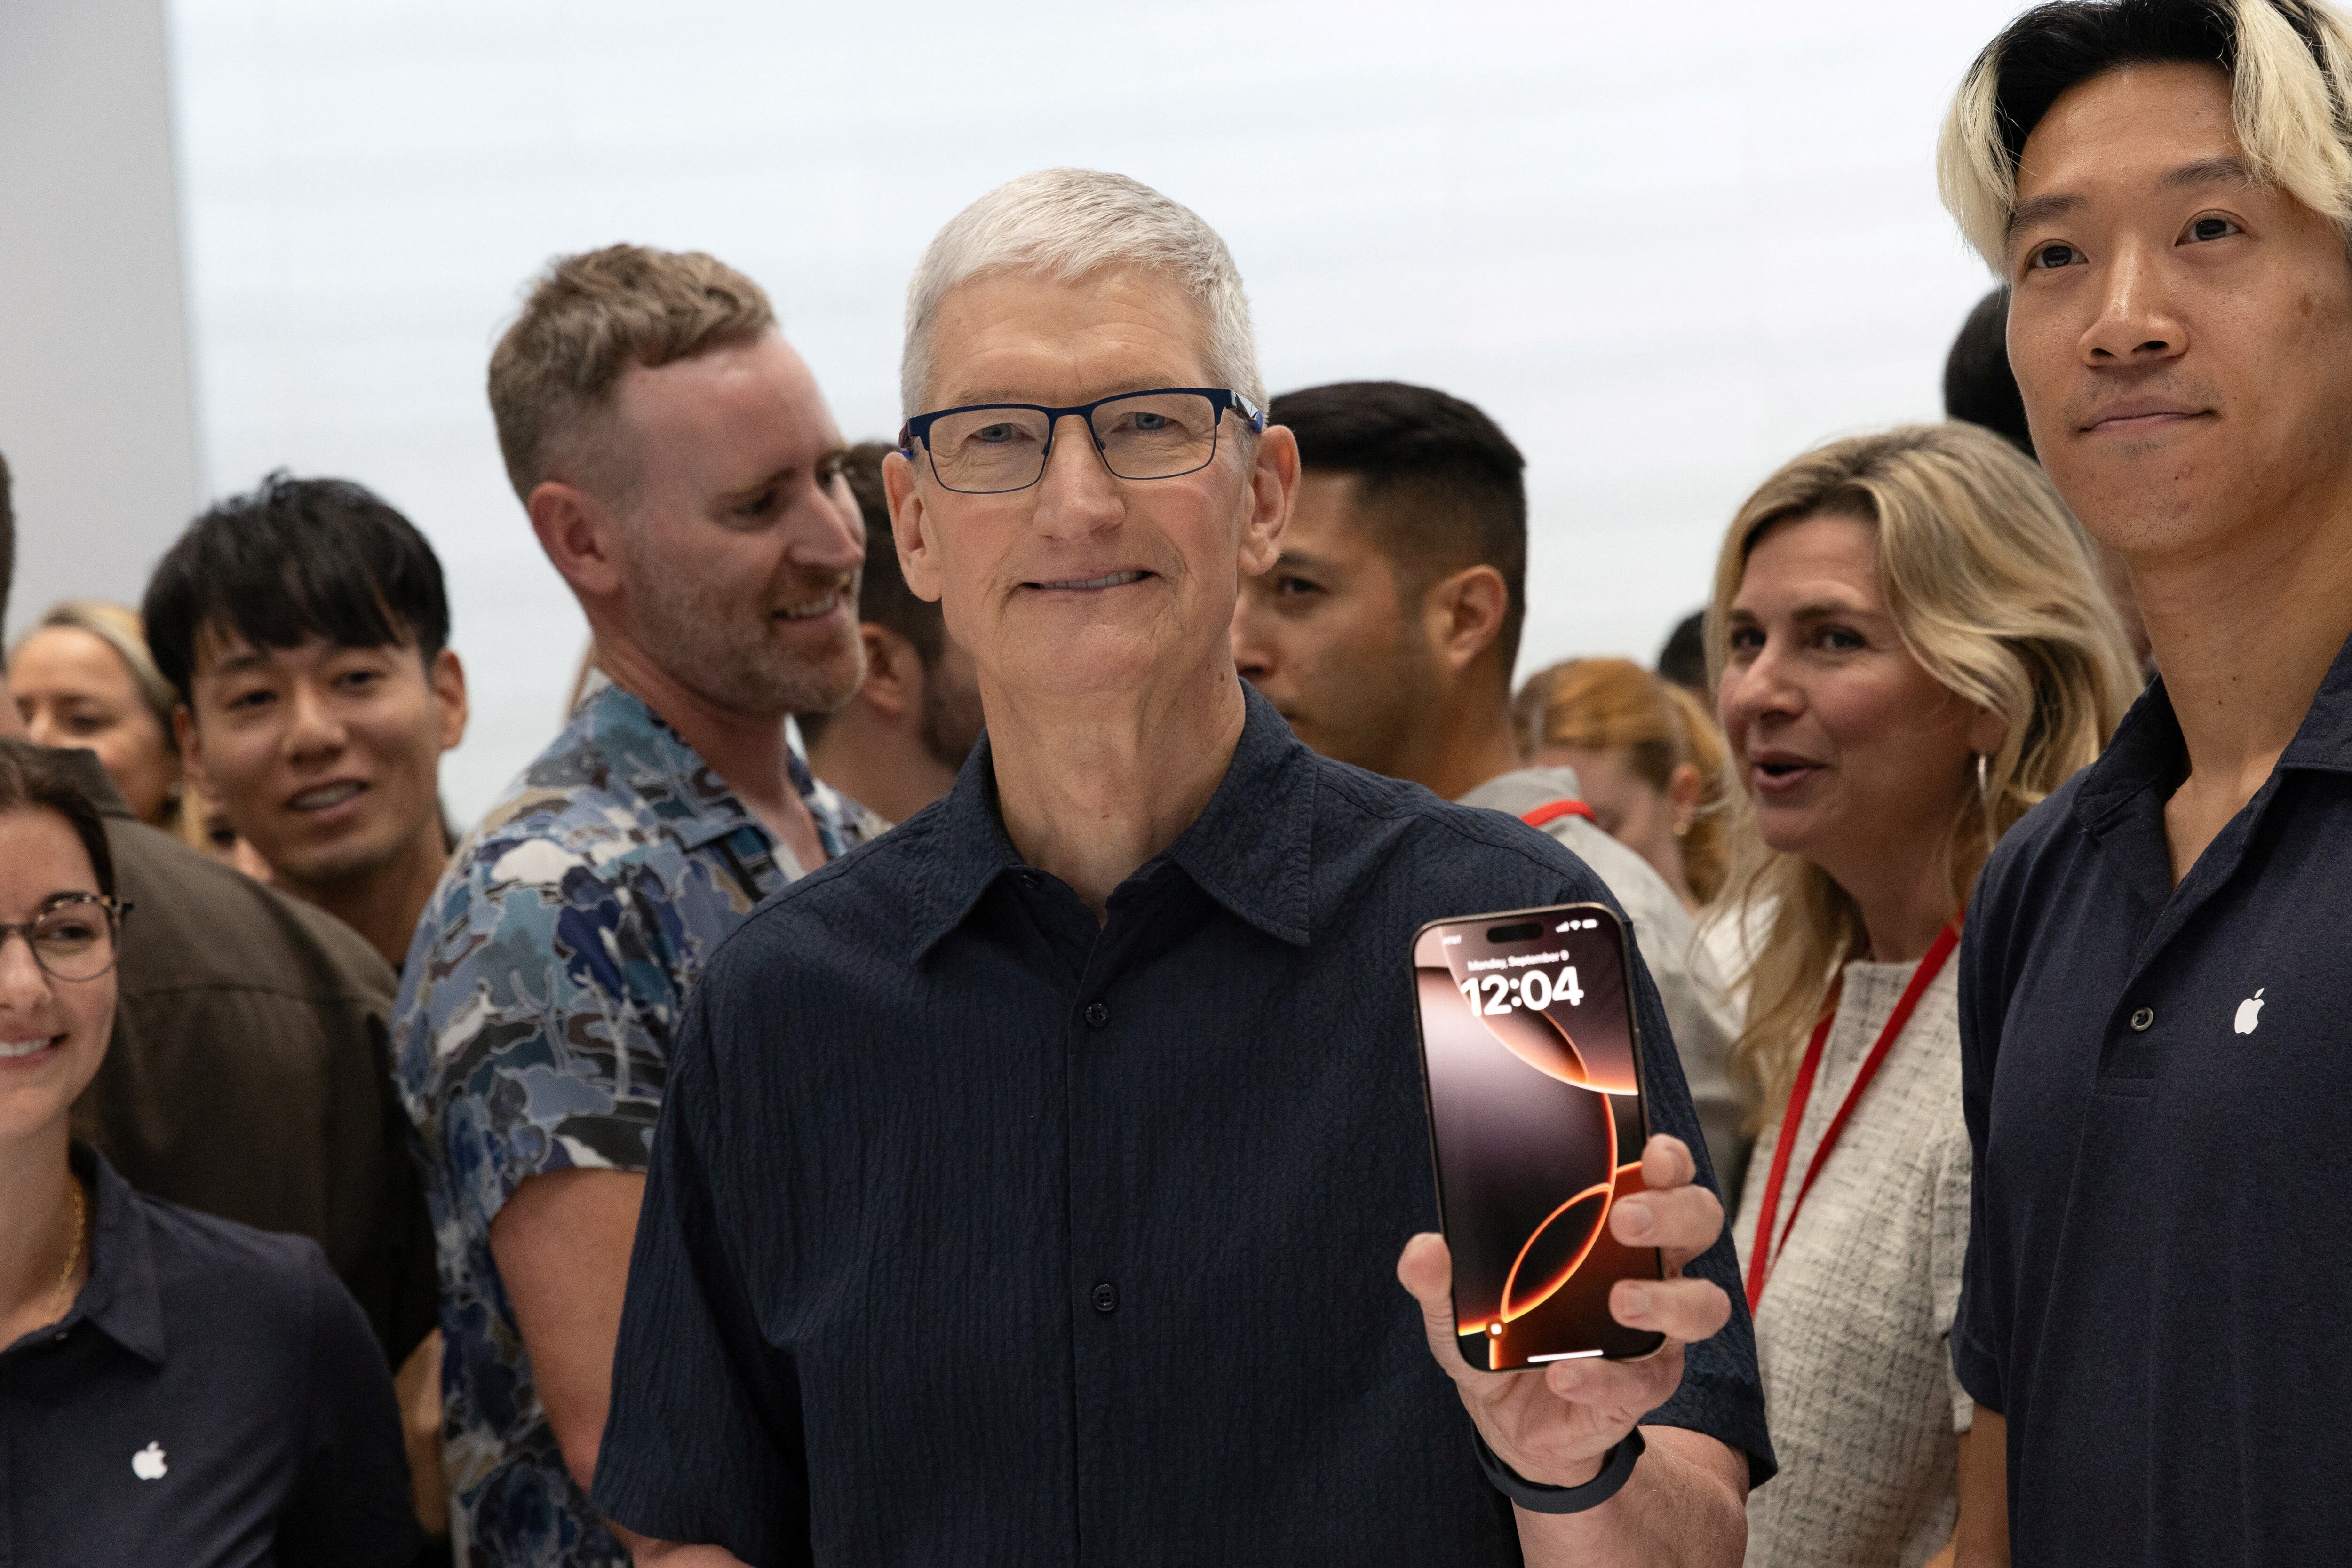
2234, 989, 2265, 1036
131, 1442, 167, 1480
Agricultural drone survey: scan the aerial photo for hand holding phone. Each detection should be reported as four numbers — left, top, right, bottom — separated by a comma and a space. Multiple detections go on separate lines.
1396, 1136, 1732, 1497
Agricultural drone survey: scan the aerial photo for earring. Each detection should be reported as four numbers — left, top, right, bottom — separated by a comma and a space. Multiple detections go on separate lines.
1975, 752, 1990, 803
1671, 820, 1691, 838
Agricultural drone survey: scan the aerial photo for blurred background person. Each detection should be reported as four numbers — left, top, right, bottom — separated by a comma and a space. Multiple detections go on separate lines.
1513, 656, 1729, 915
397, 244, 882, 1568
1712, 423, 2135, 1568
143, 474, 469, 976
1655, 609, 1710, 696
795, 439, 984, 823
1232, 378, 1743, 1185
0, 736, 421, 1566
9, 600, 192, 841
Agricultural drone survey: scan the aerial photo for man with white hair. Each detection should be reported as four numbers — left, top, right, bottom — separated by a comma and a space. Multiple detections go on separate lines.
595, 171, 1769, 1566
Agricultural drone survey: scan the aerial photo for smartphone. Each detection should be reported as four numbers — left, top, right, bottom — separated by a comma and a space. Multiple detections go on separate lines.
1409, 902, 1665, 1370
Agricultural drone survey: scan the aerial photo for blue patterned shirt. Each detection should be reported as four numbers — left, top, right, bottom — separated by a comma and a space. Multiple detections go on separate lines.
393, 677, 882, 1567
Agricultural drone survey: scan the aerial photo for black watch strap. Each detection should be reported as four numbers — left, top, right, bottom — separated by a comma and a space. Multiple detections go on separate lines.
1472, 1424, 1645, 1515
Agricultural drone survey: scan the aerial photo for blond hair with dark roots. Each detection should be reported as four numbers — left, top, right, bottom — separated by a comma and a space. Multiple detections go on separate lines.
1512, 656, 1733, 905
487, 244, 776, 504
1938, 0, 2352, 271
1706, 423, 2140, 1124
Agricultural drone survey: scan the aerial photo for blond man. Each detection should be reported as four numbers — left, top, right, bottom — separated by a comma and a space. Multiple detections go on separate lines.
393, 246, 883, 1566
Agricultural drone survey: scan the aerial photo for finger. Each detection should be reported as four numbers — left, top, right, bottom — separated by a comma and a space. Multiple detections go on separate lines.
1640, 1133, 1697, 1192
1610, 1275, 1732, 1344
1397, 1232, 1479, 1382
1543, 1341, 1685, 1414
1609, 1182, 1724, 1269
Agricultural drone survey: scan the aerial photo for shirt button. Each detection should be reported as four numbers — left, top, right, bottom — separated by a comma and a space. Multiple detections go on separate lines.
1084, 1001, 1110, 1029
2130, 1006, 2155, 1032
1092, 1280, 1119, 1314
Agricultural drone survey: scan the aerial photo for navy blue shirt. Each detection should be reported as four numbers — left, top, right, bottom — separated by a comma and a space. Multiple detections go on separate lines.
596, 687, 1771, 1565
0, 1145, 420, 1568
1955, 634, 2352, 1565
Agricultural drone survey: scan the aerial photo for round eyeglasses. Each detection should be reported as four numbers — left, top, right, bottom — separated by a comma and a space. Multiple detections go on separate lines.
0, 894, 131, 983
899, 388, 1265, 495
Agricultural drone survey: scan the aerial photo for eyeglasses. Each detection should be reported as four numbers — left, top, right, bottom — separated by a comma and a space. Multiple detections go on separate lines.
898, 387, 1265, 495
0, 894, 131, 983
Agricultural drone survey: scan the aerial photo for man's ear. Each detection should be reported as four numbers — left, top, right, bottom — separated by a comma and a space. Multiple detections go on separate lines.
430, 647, 470, 751
1238, 424, 1299, 578
1422, 563, 1510, 675
527, 480, 625, 602
855, 625, 921, 722
882, 451, 943, 606
172, 704, 212, 797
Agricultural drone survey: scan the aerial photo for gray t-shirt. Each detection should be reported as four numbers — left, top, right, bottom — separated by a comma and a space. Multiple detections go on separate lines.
1733, 958, 1973, 1568
1457, 766, 1747, 1194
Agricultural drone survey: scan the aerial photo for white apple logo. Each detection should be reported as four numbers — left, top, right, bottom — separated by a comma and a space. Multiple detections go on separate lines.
2234, 989, 2265, 1036
131, 1442, 167, 1481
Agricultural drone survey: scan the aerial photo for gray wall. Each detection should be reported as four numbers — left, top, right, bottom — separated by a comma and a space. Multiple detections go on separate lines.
0, 0, 201, 641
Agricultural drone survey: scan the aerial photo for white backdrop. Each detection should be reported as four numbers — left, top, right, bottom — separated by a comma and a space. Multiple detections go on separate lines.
167, 0, 2023, 822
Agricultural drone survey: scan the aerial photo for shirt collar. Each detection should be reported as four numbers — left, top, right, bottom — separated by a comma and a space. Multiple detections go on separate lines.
66, 1142, 167, 1365
574, 678, 853, 857
1456, 765, 1585, 816
2078, 628, 2352, 831
908, 684, 1317, 959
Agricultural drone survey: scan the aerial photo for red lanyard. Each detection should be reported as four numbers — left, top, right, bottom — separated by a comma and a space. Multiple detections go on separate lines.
1521, 799, 1597, 830
1744, 922, 1960, 1313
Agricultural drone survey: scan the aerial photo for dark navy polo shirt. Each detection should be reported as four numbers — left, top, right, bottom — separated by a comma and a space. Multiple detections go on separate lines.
0, 1145, 420, 1568
1955, 634, 2352, 1565
595, 686, 1771, 1565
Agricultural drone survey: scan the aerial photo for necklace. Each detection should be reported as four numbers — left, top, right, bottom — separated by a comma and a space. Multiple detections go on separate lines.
49, 1177, 86, 1323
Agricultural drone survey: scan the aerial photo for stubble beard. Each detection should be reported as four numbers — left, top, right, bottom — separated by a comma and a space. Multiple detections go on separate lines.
632, 563, 866, 722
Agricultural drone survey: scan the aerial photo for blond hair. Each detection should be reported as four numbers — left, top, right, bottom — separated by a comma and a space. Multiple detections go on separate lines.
488, 244, 776, 502
1512, 657, 1733, 904
1939, 0, 2352, 270
1707, 424, 2140, 1122
901, 169, 1263, 416
20, 600, 199, 844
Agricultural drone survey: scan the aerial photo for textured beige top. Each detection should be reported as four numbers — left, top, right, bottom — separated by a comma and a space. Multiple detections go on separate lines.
1733, 958, 1973, 1568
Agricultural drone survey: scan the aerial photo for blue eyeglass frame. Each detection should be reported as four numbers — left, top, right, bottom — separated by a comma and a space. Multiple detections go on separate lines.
897, 387, 1267, 495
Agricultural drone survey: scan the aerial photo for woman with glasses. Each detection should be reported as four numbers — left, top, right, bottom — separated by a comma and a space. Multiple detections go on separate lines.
0, 737, 419, 1566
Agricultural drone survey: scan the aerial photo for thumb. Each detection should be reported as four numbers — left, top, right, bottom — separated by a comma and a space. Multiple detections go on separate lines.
1398, 1232, 1476, 1380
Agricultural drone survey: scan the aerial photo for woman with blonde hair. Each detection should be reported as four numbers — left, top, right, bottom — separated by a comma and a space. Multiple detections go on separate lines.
1512, 656, 1731, 913
8, 602, 195, 844
1711, 423, 2137, 1567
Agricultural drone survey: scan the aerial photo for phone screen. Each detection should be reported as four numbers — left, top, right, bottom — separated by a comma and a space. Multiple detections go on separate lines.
1410, 903, 1665, 1370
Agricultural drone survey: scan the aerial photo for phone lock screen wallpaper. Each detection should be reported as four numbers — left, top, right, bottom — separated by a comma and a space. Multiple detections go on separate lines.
1413, 907, 1664, 1370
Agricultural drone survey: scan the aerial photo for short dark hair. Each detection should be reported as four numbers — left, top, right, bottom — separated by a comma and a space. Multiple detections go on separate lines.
1983, 3, 2256, 180
143, 472, 452, 706
1270, 381, 1528, 678
1656, 610, 1709, 695
799, 443, 949, 745
0, 447, 15, 631
0, 736, 116, 899
1944, 288, 2035, 458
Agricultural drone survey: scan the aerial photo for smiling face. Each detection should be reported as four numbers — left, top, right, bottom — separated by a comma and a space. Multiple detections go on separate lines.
183, 629, 464, 893
606, 332, 867, 720
9, 626, 180, 823
2005, 61, 2352, 565
0, 808, 115, 1147
884, 265, 1292, 715
1230, 469, 1441, 774
1718, 512, 1993, 895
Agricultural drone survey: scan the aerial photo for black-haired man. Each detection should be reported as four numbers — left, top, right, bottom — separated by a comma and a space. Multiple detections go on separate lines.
796, 441, 984, 822
143, 473, 466, 974
1939, 1, 2352, 1561
1232, 380, 1744, 1180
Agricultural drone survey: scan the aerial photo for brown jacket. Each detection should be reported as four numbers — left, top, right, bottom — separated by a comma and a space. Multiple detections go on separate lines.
62, 751, 437, 1365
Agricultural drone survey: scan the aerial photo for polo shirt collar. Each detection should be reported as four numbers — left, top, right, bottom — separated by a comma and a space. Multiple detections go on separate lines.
2078, 627, 2352, 832
909, 684, 1316, 959
66, 1142, 167, 1365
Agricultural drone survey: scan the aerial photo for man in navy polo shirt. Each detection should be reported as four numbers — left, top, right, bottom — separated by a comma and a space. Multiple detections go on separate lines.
1935, 3, 2352, 1561
595, 169, 1770, 1566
